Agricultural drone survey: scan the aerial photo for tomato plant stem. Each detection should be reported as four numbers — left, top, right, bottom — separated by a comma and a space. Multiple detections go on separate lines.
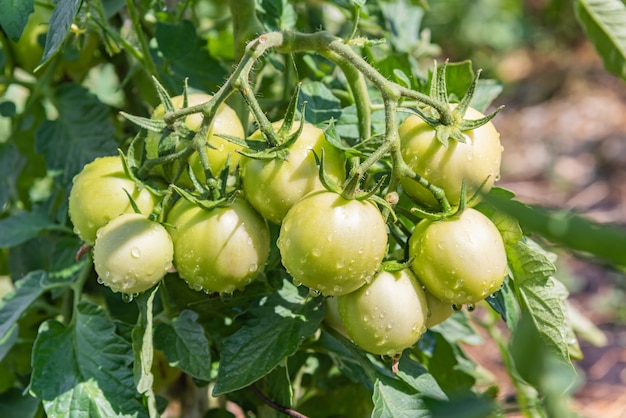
125, 0, 158, 78
250, 384, 309, 418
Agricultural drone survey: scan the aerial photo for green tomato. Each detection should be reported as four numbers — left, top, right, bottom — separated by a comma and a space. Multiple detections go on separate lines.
11, 4, 50, 73
68, 156, 158, 245
324, 296, 349, 339
93, 213, 174, 294
277, 190, 388, 296
166, 197, 270, 294
241, 121, 346, 224
399, 105, 502, 208
408, 208, 508, 305
145, 93, 245, 187
337, 269, 428, 356
424, 290, 454, 328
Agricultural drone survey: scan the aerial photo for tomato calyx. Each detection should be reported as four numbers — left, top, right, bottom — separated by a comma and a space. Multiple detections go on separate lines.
400, 61, 503, 148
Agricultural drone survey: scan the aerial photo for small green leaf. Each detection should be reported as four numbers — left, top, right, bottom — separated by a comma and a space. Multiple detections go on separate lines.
372, 378, 430, 418
298, 81, 343, 126
39, 0, 82, 67
485, 279, 520, 331
212, 280, 325, 395
575, 0, 626, 80
0, 0, 34, 42
396, 355, 447, 401
0, 210, 58, 248
30, 302, 147, 417
154, 310, 212, 381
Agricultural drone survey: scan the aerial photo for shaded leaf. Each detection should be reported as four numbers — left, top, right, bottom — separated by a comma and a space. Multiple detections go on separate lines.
298, 81, 343, 126
154, 309, 212, 381
0, 142, 25, 209
0, 0, 34, 41
213, 280, 325, 395
0, 210, 59, 248
0, 271, 56, 343
40, 0, 81, 66
35, 83, 117, 188
30, 302, 147, 417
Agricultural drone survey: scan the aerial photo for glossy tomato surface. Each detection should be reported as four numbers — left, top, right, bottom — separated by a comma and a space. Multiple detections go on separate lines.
399, 106, 502, 208
68, 156, 158, 244
338, 269, 428, 356
93, 213, 173, 294
408, 208, 508, 305
166, 197, 270, 294
241, 121, 346, 224
277, 191, 387, 296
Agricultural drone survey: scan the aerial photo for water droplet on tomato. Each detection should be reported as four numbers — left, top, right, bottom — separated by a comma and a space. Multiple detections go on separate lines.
309, 288, 321, 297
121, 293, 134, 303
249, 262, 258, 272
333, 285, 342, 294
293, 279, 302, 287
130, 247, 141, 258
467, 304, 475, 312
220, 292, 233, 302
312, 248, 321, 257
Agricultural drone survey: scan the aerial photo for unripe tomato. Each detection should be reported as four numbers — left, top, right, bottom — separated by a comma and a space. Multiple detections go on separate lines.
277, 190, 388, 296
241, 121, 346, 224
93, 213, 174, 294
324, 296, 349, 339
145, 94, 245, 187
11, 4, 50, 73
399, 105, 502, 208
424, 290, 454, 328
408, 208, 508, 305
337, 269, 428, 356
68, 156, 158, 245
166, 197, 270, 294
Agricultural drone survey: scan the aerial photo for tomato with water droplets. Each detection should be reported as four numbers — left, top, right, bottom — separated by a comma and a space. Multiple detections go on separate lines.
166, 197, 270, 295
277, 190, 388, 296
68, 155, 158, 245
93, 213, 174, 294
337, 269, 429, 356
145, 93, 245, 187
399, 105, 502, 209
241, 121, 346, 224
408, 208, 508, 305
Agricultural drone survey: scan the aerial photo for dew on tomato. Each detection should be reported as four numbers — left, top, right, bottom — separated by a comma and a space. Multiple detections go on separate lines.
408, 208, 508, 305
337, 269, 428, 356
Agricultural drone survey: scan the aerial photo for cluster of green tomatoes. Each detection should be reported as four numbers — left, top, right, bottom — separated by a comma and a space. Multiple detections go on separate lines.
68, 92, 507, 358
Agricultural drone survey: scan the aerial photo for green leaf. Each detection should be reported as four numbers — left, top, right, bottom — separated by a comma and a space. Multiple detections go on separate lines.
298, 81, 343, 126
0, 0, 34, 41
35, 83, 117, 188
575, 0, 626, 80
418, 331, 476, 393
485, 278, 520, 331
0, 388, 40, 418
132, 288, 159, 417
30, 302, 148, 417
154, 309, 212, 381
40, 0, 82, 67
155, 21, 228, 94
257, 0, 296, 31
0, 142, 25, 209
0, 323, 18, 361
0, 210, 59, 248
0, 271, 55, 344
372, 378, 430, 418
430, 311, 482, 346
507, 240, 573, 366
486, 191, 626, 267
396, 355, 447, 401
212, 280, 325, 395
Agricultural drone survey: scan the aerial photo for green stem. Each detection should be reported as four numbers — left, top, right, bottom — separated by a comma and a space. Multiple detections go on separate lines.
230, 0, 264, 61
125, 0, 158, 77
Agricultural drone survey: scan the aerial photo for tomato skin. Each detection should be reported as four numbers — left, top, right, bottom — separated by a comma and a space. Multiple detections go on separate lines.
337, 269, 428, 356
399, 106, 502, 208
93, 213, 174, 294
408, 208, 508, 305
68, 156, 158, 245
166, 197, 270, 294
241, 121, 346, 224
277, 190, 388, 296
145, 94, 245, 186
324, 296, 349, 339
424, 290, 454, 328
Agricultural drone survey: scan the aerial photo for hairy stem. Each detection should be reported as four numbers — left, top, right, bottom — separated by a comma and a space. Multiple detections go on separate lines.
250, 384, 309, 418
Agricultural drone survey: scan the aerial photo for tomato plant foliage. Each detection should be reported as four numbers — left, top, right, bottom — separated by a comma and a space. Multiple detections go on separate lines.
0, 0, 625, 417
